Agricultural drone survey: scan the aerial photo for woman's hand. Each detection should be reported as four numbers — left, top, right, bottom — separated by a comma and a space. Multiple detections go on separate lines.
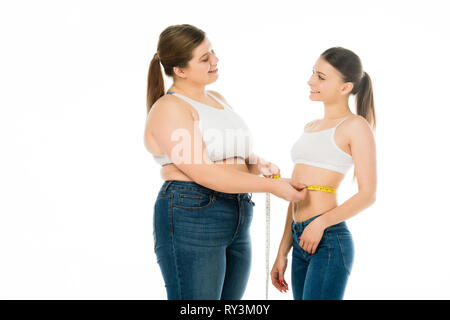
270, 255, 289, 293
246, 154, 281, 177
271, 178, 308, 202
259, 158, 280, 178
298, 216, 327, 254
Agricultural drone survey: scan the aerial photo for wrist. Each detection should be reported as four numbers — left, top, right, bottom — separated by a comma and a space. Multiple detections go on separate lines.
276, 251, 288, 260
265, 178, 278, 194
317, 213, 332, 229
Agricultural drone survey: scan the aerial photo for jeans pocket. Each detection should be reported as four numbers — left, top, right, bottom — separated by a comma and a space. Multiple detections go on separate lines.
336, 233, 355, 275
172, 190, 214, 210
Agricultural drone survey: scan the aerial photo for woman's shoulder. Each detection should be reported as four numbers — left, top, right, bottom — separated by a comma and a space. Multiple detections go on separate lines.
344, 114, 375, 143
345, 114, 372, 130
148, 94, 194, 122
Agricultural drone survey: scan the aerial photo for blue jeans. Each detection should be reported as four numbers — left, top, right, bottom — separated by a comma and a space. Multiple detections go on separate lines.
291, 214, 355, 300
153, 180, 254, 300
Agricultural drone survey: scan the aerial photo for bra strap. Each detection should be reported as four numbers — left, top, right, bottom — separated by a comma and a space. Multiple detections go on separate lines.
335, 115, 351, 129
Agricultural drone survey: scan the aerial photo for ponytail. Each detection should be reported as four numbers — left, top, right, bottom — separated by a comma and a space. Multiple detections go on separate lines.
146, 53, 165, 114
146, 24, 206, 115
355, 71, 376, 130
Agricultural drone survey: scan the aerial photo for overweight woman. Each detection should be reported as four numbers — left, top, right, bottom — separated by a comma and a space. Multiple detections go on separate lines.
144, 24, 307, 300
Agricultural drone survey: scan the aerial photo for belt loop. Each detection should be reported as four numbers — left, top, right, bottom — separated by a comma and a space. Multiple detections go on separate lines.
162, 180, 173, 195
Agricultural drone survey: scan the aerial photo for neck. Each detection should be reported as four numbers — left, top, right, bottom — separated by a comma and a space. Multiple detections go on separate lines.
323, 99, 352, 120
170, 79, 207, 100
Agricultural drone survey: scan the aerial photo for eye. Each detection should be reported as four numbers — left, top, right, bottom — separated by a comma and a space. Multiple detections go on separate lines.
202, 49, 216, 62
318, 75, 324, 80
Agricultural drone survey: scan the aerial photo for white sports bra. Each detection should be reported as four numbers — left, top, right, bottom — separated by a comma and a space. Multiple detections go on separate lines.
152, 91, 253, 166
291, 115, 353, 174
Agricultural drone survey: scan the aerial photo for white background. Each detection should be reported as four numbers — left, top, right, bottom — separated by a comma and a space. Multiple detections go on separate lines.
1, 0, 449, 299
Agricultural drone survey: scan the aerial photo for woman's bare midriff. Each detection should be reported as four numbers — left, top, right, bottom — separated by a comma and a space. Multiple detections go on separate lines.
160, 157, 250, 181
291, 164, 346, 223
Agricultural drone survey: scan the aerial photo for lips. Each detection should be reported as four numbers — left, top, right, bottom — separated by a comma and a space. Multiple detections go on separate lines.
310, 90, 320, 93
208, 68, 218, 73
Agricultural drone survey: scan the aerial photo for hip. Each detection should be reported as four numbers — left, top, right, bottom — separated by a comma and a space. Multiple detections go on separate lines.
155, 180, 255, 224
292, 196, 338, 223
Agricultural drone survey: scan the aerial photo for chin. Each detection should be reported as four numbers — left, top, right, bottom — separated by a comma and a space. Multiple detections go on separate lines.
206, 76, 219, 85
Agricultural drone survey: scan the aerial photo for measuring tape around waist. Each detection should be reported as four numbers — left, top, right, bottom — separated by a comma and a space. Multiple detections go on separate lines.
301, 184, 336, 193
264, 175, 335, 299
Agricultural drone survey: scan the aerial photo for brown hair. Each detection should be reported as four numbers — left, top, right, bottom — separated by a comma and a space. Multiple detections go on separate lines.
321, 47, 376, 130
146, 24, 206, 114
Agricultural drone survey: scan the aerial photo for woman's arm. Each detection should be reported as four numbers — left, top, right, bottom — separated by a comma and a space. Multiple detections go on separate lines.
318, 116, 377, 228
147, 96, 306, 200
276, 201, 294, 258
270, 201, 294, 292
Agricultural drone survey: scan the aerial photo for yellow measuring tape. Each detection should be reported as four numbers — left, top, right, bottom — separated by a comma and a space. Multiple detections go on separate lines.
302, 184, 336, 193
271, 175, 336, 193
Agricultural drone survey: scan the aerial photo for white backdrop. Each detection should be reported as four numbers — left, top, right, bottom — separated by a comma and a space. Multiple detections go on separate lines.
1, 0, 449, 299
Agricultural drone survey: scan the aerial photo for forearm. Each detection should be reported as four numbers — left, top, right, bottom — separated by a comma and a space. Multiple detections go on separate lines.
320, 190, 376, 228
276, 201, 294, 258
194, 164, 275, 194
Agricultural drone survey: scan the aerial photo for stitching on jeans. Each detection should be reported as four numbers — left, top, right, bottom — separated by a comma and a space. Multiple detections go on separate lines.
162, 181, 173, 194
337, 234, 351, 275
170, 231, 183, 299
319, 230, 331, 299
168, 194, 174, 235
229, 197, 241, 244
172, 193, 214, 210
168, 191, 183, 299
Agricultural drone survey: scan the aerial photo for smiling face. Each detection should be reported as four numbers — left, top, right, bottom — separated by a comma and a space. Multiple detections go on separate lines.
307, 57, 353, 103
173, 37, 219, 85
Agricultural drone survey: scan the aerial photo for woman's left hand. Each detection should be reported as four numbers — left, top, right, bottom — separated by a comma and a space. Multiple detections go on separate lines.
298, 216, 327, 255
258, 157, 281, 178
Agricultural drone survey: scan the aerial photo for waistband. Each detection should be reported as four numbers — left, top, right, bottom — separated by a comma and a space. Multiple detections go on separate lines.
292, 213, 347, 231
159, 180, 252, 201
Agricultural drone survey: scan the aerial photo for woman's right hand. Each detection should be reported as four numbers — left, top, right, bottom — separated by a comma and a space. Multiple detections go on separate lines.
271, 255, 289, 293
271, 178, 307, 202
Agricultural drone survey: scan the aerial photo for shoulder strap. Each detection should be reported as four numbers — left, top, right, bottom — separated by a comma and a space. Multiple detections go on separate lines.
167, 92, 192, 104
206, 91, 231, 110
335, 115, 351, 129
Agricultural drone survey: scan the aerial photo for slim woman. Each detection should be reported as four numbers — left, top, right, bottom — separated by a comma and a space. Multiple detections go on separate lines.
271, 47, 377, 300
144, 24, 307, 300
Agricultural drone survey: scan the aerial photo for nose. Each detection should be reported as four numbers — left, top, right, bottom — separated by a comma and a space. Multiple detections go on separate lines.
307, 74, 316, 87
211, 52, 219, 65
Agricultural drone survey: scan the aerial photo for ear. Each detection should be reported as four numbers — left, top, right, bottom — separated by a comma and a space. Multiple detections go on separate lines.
173, 66, 187, 79
341, 82, 354, 95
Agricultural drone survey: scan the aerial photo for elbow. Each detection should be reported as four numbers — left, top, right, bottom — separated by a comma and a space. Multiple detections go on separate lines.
359, 189, 376, 206
368, 193, 376, 206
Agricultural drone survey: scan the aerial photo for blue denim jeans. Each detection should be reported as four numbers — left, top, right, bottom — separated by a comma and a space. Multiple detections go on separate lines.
291, 214, 355, 300
153, 180, 254, 300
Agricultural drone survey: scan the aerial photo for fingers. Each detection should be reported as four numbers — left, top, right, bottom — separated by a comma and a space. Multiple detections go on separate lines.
298, 237, 318, 255
270, 269, 289, 293
261, 163, 281, 178
290, 180, 307, 191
